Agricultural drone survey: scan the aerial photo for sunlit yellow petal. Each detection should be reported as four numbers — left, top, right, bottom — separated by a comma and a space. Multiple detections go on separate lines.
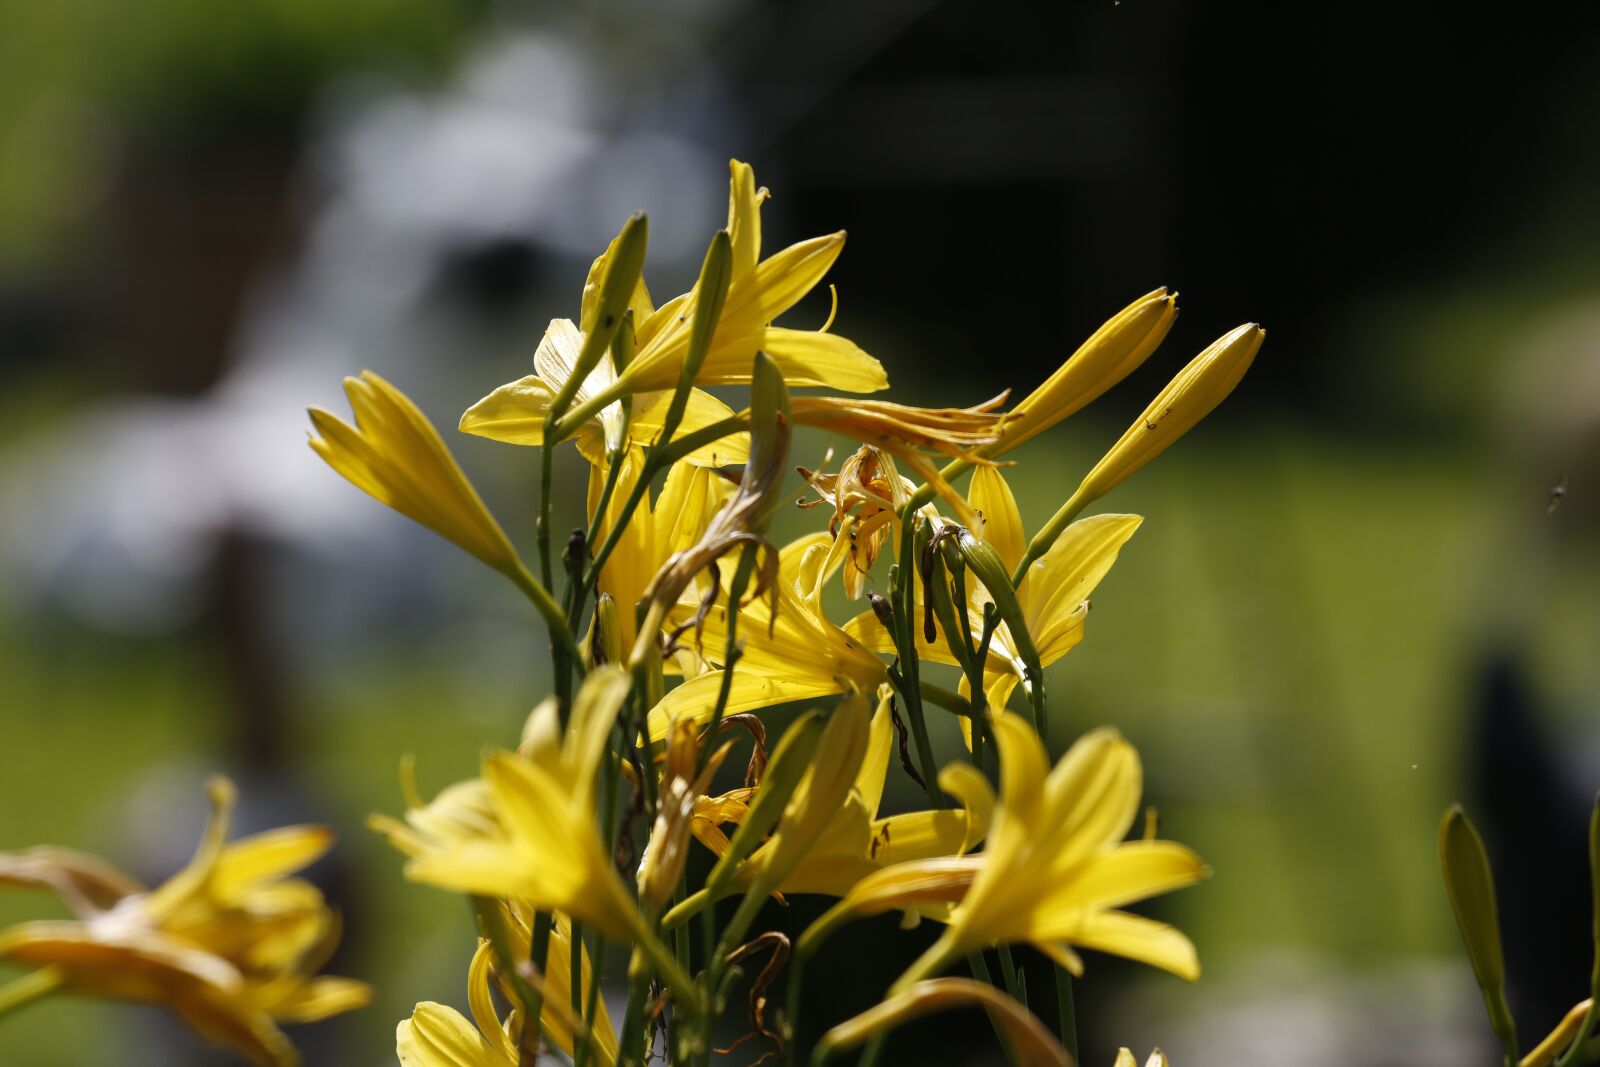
457, 374, 555, 445
968, 465, 1026, 575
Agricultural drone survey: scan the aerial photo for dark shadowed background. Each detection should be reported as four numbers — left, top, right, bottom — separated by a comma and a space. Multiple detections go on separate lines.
4, 2, 1600, 1064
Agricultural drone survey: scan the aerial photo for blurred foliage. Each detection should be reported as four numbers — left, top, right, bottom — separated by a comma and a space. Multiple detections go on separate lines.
0, 0, 477, 268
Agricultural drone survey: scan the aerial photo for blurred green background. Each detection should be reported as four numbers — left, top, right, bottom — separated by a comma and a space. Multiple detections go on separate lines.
4, 2, 1600, 1065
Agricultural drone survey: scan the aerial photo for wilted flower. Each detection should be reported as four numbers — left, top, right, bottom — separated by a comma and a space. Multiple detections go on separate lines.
636, 720, 731, 914
588, 451, 733, 656
798, 445, 913, 599
0, 779, 369, 1067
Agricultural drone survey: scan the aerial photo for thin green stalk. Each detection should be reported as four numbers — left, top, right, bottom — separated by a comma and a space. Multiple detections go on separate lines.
0, 966, 62, 1019
529, 910, 553, 1050
698, 547, 756, 776
570, 919, 586, 1024
580, 415, 750, 601
918, 680, 975, 716
782, 950, 808, 1067
889, 514, 943, 806
1011, 488, 1089, 587
966, 953, 1016, 1060
994, 945, 1023, 999
1053, 967, 1079, 1065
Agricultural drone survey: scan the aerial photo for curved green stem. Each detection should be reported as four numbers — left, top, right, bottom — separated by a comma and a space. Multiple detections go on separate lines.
0, 966, 62, 1020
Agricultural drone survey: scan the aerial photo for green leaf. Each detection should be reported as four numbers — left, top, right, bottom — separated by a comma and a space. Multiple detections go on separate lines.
1439, 804, 1518, 1064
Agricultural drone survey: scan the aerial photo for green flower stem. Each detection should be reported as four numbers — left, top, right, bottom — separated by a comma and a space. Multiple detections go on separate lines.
782, 949, 808, 1067
616, 947, 655, 1067
1011, 487, 1089, 587
918, 680, 976, 717
580, 415, 750, 602
699, 547, 756, 775
0, 966, 62, 1020
510, 562, 582, 662
528, 910, 554, 1055
1053, 967, 1079, 1066
889, 514, 943, 807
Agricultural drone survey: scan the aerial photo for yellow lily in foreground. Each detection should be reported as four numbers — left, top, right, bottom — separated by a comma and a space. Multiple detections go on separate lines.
647, 532, 885, 740
804, 718, 1206, 986
373, 668, 639, 943
0, 779, 369, 1067
397, 920, 617, 1067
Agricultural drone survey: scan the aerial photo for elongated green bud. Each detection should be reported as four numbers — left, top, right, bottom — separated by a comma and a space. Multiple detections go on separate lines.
548, 212, 649, 422
1439, 804, 1518, 1064
657, 229, 733, 444
956, 530, 1047, 732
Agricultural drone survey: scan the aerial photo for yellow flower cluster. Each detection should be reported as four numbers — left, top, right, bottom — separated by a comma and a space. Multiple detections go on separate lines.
0, 779, 368, 1066
0, 159, 1263, 1066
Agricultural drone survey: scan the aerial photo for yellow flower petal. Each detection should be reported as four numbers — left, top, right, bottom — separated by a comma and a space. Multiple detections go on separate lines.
1061, 909, 1200, 982
758, 327, 888, 392
457, 374, 556, 446
398, 1002, 508, 1067
969, 465, 1026, 575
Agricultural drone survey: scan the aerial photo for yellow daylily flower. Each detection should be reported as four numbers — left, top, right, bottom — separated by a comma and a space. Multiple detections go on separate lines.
397, 918, 617, 1067
373, 667, 639, 942
458, 317, 749, 469
587, 450, 733, 655
846, 464, 1141, 713
617, 160, 886, 395
647, 532, 886, 741
891, 718, 1207, 986
0, 779, 370, 1067
308, 371, 525, 579
702, 687, 988, 899
397, 940, 516, 1067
